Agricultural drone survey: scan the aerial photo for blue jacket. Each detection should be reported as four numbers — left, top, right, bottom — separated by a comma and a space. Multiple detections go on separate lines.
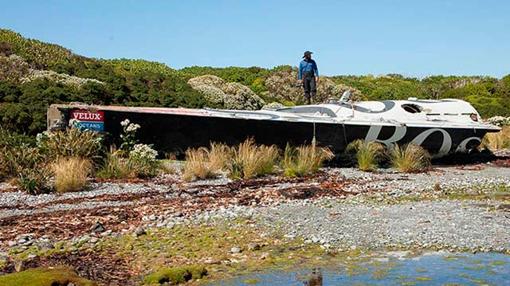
298, 59, 319, 80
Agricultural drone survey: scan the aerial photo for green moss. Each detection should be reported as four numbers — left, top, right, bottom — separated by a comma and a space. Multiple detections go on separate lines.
490, 260, 507, 266
143, 265, 207, 285
0, 267, 96, 286
243, 278, 260, 284
415, 276, 432, 281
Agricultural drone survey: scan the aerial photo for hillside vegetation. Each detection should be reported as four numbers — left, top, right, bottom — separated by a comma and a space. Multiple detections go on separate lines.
1, 28, 509, 135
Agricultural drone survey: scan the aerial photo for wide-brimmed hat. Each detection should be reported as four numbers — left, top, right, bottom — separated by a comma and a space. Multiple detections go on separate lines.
303, 51, 313, 58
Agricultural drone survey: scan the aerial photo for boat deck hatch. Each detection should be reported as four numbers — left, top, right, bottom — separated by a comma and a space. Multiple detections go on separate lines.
401, 103, 423, 113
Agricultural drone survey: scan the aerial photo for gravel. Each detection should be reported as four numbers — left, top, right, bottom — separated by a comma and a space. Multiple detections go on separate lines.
1, 165, 510, 253
257, 199, 510, 252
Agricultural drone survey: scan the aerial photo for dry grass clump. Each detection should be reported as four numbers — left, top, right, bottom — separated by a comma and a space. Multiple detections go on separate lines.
182, 143, 231, 181
207, 142, 231, 171
483, 126, 510, 150
282, 144, 334, 177
229, 139, 279, 179
53, 157, 92, 193
183, 148, 216, 181
346, 139, 386, 172
390, 143, 431, 173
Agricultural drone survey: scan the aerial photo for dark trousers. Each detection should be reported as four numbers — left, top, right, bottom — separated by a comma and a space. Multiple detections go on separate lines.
302, 72, 316, 104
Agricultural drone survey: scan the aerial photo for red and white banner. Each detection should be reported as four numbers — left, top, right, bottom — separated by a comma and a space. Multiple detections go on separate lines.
71, 109, 104, 122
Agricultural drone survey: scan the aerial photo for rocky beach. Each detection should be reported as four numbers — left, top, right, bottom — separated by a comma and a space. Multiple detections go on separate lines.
1, 155, 509, 285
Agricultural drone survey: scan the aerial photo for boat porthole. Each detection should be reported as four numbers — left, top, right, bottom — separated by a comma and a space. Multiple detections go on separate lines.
401, 103, 422, 113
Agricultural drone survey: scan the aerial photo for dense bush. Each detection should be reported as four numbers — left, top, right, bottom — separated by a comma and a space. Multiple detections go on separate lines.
188, 75, 265, 110
1, 27, 510, 138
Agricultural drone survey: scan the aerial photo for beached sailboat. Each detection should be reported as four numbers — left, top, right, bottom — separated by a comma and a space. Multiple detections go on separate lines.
48, 92, 500, 157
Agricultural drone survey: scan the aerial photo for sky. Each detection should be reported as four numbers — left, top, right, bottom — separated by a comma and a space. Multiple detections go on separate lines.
1, 0, 509, 77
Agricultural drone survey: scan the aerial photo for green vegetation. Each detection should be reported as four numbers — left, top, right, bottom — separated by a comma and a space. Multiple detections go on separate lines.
37, 128, 104, 163
1, 28, 510, 137
389, 143, 431, 173
0, 267, 96, 286
282, 144, 334, 177
144, 265, 207, 285
346, 140, 386, 172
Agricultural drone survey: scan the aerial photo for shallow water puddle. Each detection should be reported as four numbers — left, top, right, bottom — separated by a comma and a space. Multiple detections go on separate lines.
212, 252, 510, 285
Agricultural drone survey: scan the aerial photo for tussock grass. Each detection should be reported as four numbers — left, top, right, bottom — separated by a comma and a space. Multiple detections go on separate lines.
182, 147, 219, 181
390, 143, 431, 173
282, 144, 334, 177
346, 139, 385, 172
229, 139, 279, 179
182, 143, 231, 181
53, 157, 92, 193
483, 126, 510, 150
207, 142, 231, 170
96, 150, 133, 179
38, 129, 103, 162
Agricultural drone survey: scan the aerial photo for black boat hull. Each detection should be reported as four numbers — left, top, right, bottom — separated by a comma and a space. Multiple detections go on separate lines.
91, 109, 487, 157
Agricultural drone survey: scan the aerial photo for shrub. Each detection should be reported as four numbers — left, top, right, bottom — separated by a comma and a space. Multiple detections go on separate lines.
483, 126, 510, 150
119, 119, 141, 154
37, 129, 103, 162
128, 144, 160, 178
346, 140, 386, 172
228, 138, 279, 179
17, 165, 52, 194
53, 157, 92, 193
390, 143, 431, 173
8, 147, 51, 194
188, 75, 265, 110
282, 144, 334, 177
97, 144, 160, 180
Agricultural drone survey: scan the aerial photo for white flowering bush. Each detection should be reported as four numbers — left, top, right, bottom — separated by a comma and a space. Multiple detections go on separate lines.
20, 69, 104, 87
188, 75, 265, 110
0, 54, 30, 82
97, 120, 160, 179
128, 144, 160, 178
486, 116, 510, 127
120, 119, 141, 153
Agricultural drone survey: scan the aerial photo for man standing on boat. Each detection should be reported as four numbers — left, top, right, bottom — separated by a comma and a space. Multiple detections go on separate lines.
298, 51, 319, 104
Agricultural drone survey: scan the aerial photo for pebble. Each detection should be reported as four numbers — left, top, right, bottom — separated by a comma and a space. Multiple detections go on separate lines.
134, 227, 146, 237
230, 246, 242, 254
90, 222, 105, 233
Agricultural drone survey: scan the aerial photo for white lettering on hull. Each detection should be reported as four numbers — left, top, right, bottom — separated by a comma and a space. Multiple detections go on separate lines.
455, 137, 481, 153
365, 125, 407, 147
364, 125, 479, 155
